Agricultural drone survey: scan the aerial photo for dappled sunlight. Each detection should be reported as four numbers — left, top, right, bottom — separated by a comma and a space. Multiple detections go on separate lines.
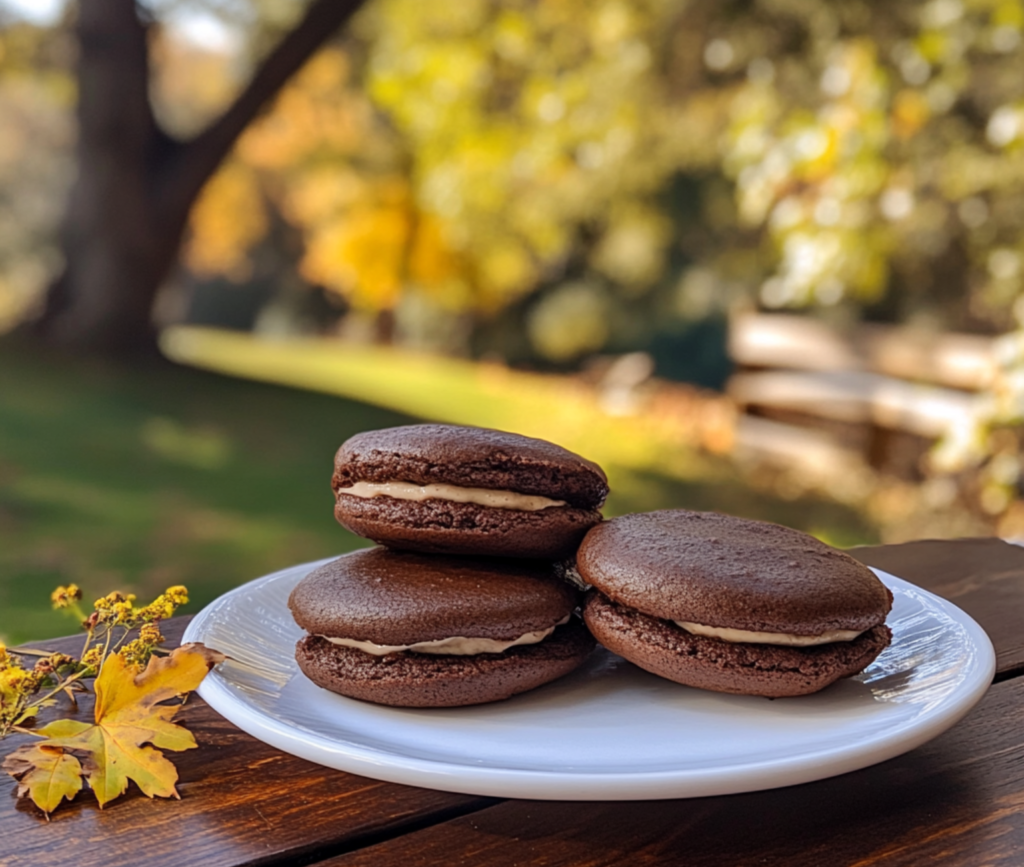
161, 325, 734, 483
140, 417, 233, 471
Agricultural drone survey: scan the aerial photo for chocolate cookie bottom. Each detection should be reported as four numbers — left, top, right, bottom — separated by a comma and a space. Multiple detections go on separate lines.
583, 592, 891, 698
334, 495, 602, 559
296, 618, 596, 708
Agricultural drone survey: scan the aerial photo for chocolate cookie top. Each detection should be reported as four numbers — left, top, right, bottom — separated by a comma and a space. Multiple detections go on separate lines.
332, 425, 608, 509
288, 548, 581, 645
576, 510, 892, 635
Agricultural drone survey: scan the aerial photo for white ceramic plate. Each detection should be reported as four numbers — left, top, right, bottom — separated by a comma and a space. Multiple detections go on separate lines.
182, 559, 995, 800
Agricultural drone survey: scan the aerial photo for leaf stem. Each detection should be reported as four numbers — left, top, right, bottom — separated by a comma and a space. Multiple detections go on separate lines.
111, 626, 132, 652
81, 626, 94, 659
10, 725, 43, 737
101, 625, 113, 663
27, 670, 89, 713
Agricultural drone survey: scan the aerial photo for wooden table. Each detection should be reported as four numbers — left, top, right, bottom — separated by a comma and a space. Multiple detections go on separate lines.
3, 538, 1024, 867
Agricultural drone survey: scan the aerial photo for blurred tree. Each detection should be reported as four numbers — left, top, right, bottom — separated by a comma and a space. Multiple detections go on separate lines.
185, 0, 724, 359
30, 0, 366, 356
0, 17, 73, 332
13, 0, 1024, 381
365, 0, 691, 312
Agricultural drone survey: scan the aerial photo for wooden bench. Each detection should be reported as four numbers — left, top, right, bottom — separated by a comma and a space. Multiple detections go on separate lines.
727, 312, 998, 482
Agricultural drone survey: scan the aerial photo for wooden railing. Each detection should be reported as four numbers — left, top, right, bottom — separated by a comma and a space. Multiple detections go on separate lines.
727, 313, 997, 481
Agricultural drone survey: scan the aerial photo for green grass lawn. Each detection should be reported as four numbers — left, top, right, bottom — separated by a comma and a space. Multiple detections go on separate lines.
0, 335, 878, 645
0, 343, 413, 644
163, 327, 879, 544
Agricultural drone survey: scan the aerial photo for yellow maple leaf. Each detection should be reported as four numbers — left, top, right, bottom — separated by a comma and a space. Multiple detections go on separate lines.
3, 743, 83, 815
3, 643, 225, 813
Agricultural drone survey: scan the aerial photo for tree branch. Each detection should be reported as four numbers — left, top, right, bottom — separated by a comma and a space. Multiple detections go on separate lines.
157, 0, 368, 225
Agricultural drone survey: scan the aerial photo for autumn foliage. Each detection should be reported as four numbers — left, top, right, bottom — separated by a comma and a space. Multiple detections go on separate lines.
1, 584, 224, 817
168, 1, 1024, 367
4, 644, 224, 814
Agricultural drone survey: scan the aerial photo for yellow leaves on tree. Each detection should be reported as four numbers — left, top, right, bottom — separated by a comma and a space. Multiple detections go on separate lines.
300, 177, 464, 311
188, 44, 466, 310
250, 46, 466, 310
184, 162, 268, 282
3, 643, 225, 816
183, 47, 364, 286
408, 215, 467, 308
724, 37, 895, 307
238, 49, 369, 172
590, 204, 673, 293
366, 0, 689, 305
301, 195, 412, 310
179, 5, 700, 321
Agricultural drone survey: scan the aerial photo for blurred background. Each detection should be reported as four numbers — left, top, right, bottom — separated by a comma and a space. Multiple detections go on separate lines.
4, 0, 1024, 643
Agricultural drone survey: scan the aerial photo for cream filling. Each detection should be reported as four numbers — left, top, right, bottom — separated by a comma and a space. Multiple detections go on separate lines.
337, 480, 565, 512
320, 616, 570, 656
674, 621, 863, 647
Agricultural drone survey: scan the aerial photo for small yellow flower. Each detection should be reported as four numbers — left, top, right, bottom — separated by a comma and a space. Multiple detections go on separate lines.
165, 586, 189, 606
1, 667, 43, 693
34, 653, 75, 675
118, 639, 153, 670
81, 646, 103, 672
138, 595, 176, 622
94, 590, 139, 625
112, 596, 138, 626
50, 584, 83, 610
139, 622, 164, 646
92, 594, 114, 621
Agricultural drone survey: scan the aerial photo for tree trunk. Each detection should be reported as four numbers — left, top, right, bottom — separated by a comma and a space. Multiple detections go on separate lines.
34, 0, 367, 358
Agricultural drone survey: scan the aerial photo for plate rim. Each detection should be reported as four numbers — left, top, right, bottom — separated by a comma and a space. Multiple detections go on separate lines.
182, 557, 996, 800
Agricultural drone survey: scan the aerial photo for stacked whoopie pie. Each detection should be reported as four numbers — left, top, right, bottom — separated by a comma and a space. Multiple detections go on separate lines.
290, 425, 895, 707
288, 424, 608, 707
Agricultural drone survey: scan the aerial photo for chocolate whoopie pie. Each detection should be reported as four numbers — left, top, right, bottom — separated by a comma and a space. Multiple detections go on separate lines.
289, 548, 595, 707
578, 510, 893, 698
332, 424, 608, 559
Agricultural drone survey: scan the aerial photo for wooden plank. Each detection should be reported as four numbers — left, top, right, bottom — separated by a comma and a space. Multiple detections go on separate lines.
728, 369, 976, 437
729, 313, 997, 390
729, 312, 861, 371
861, 326, 996, 391
320, 674, 1024, 867
0, 618, 495, 867
852, 538, 1024, 679
733, 414, 866, 480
